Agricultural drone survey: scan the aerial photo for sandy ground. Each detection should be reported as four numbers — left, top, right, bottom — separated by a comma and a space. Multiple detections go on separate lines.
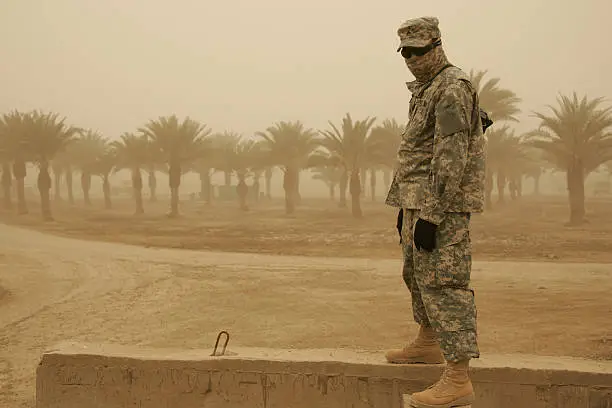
2, 195, 612, 263
0, 215, 611, 407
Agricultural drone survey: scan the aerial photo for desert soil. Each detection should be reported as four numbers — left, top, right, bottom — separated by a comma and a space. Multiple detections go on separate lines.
0, 195, 611, 407
2, 195, 612, 263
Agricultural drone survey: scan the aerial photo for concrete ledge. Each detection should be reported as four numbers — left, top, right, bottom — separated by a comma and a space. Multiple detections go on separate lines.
36, 342, 612, 408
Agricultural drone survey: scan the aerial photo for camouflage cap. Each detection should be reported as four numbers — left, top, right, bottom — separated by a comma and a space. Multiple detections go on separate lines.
397, 17, 441, 50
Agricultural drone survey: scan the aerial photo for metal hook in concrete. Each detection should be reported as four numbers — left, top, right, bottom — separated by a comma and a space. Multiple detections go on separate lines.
211, 331, 230, 356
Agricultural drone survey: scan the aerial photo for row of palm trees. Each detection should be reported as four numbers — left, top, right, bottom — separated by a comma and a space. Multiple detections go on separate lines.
468, 71, 612, 225
485, 92, 612, 225
1, 70, 611, 224
0, 110, 404, 219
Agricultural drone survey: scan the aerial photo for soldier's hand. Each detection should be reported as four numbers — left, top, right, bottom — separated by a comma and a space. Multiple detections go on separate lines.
396, 209, 403, 244
414, 218, 437, 251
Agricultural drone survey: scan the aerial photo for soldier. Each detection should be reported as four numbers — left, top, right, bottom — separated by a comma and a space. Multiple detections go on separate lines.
384, 17, 486, 408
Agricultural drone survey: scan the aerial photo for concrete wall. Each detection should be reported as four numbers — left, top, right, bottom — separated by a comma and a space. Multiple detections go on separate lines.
37, 342, 612, 408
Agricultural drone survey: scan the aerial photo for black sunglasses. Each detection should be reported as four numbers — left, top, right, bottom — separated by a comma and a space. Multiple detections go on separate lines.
399, 38, 442, 59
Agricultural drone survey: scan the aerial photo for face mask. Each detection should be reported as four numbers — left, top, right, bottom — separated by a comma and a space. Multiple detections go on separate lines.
400, 40, 447, 82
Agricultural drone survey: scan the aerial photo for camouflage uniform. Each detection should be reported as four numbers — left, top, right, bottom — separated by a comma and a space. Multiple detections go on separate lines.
386, 18, 486, 363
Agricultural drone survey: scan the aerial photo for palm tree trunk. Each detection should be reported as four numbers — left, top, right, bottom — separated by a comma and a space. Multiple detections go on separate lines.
148, 167, 157, 202
382, 168, 391, 193
283, 167, 298, 214
252, 179, 260, 203
53, 168, 62, 201
329, 183, 336, 201
15, 179, 27, 214
567, 161, 586, 225
496, 169, 506, 204
485, 168, 493, 209
132, 168, 144, 214
134, 188, 144, 214
169, 188, 179, 216
168, 162, 181, 217
360, 167, 367, 198
295, 172, 302, 206
37, 161, 53, 221
81, 171, 91, 206
369, 168, 377, 202
509, 177, 517, 200
533, 173, 540, 196
339, 168, 348, 208
264, 168, 272, 199
349, 169, 362, 218
1, 162, 12, 210
237, 174, 248, 211
224, 171, 231, 186
13, 160, 27, 214
199, 171, 205, 200
199, 168, 211, 203
65, 167, 75, 204
102, 175, 112, 209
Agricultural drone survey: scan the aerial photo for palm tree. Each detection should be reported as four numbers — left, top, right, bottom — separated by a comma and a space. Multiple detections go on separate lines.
22, 111, 79, 220
1, 111, 30, 214
211, 134, 264, 209
0, 164, 10, 210
263, 167, 273, 199
311, 165, 343, 200
211, 131, 242, 187
483, 125, 524, 205
91, 145, 117, 209
72, 130, 108, 206
190, 159, 215, 203
112, 133, 149, 214
469, 70, 522, 123
369, 118, 403, 199
234, 139, 265, 210
468, 70, 524, 209
526, 92, 612, 225
249, 146, 273, 203
501, 133, 531, 201
205, 131, 240, 203
188, 131, 235, 204
140, 115, 211, 217
50, 145, 77, 204
0, 116, 13, 210
319, 113, 378, 218
511, 144, 548, 197
144, 136, 163, 203
256, 121, 320, 214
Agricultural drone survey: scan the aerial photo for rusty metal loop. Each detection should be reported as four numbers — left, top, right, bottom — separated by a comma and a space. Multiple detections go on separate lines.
211, 331, 230, 356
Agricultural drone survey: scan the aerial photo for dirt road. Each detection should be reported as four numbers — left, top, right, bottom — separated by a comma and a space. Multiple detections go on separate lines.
1, 223, 611, 408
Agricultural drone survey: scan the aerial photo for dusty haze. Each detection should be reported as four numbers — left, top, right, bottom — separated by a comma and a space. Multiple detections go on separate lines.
1, 0, 610, 138
1, 2, 612, 408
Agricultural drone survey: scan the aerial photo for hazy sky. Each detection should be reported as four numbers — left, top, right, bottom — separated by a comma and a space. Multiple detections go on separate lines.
1, 1, 609, 140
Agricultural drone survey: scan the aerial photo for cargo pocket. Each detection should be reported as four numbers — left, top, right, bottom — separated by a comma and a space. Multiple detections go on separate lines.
415, 213, 471, 289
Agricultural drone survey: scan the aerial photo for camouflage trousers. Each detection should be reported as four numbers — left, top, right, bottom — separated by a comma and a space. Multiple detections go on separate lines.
401, 209, 479, 362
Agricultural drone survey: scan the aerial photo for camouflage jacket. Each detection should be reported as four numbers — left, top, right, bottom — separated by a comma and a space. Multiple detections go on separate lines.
385, 65, 486, 225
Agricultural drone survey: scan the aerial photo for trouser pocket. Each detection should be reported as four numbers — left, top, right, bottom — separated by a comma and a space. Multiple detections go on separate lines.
415, 213, 471, 289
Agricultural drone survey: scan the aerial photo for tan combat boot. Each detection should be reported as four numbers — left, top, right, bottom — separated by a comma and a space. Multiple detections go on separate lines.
385, 326, 445, 364
408, 359, 475, 408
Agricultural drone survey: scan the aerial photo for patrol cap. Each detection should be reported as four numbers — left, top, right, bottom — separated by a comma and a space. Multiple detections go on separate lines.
397, 17, 441, 51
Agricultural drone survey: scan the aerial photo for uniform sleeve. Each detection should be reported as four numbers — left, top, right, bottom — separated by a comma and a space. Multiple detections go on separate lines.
418, 81, 473, 225
384, 172, 402, 207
